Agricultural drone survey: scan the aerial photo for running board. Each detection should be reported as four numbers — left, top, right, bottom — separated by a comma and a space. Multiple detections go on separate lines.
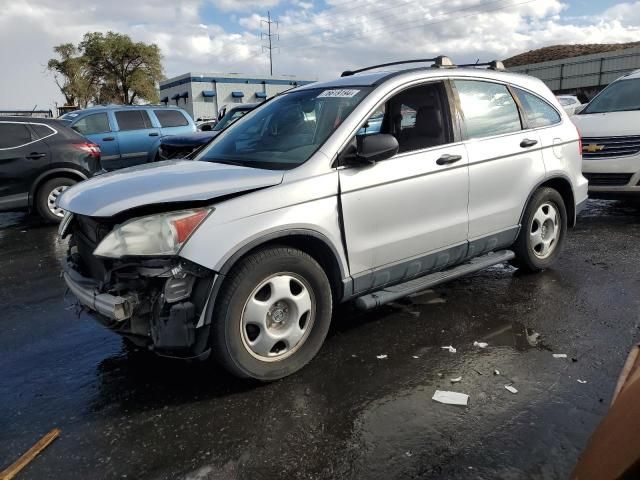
354, 250, 515, 311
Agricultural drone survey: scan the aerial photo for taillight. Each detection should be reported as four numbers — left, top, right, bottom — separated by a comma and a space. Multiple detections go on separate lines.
73, 142, 101, 159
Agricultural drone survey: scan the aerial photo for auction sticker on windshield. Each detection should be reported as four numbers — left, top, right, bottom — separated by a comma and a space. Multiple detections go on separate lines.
317, 89, 361, 98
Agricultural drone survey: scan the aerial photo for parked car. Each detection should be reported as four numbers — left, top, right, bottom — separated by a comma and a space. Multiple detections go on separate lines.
59, 105, 195, 171
572, 69, 640, 198
556, 95, 582, 115
0, 117, 101, 222
58, 57, 587, 380
158, 103, 259, 160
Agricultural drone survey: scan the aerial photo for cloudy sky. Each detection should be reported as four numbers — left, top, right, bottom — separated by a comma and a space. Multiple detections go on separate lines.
1, 0, 639, 111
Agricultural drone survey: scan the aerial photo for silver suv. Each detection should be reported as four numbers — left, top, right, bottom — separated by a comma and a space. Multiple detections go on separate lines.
58, 57, 588, 380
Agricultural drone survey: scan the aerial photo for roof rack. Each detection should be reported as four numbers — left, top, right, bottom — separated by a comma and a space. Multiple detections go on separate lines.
341, 56, 454, 77
457, 60, 506, 71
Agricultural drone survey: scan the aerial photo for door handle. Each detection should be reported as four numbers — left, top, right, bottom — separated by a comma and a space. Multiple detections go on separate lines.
436, 154, 463, 165
102, 136, 115, 141
520, 138, 538, 148
149, 132, 159, 137
26, 152, 46, 159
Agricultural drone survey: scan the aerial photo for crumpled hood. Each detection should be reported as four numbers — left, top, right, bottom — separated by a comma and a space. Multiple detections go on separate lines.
572, 111, 640, 137
58, 160, 284, 217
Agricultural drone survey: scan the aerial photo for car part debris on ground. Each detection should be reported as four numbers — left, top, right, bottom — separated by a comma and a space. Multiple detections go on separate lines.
473, 341, 488, 348
432, 390, 469, 406
505, 385, 518, 394
494, 370, 500, 375
441, 345, 457, 353
553, 354, 568, 358
450, 377, 462, 383
376, 355, 388, 360
578, 379, 588, 384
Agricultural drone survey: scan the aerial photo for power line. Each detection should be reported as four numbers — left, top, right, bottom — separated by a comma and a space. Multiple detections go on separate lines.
261, 11, 279, 76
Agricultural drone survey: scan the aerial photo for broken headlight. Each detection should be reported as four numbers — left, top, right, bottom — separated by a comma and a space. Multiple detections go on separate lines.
94, 208, 212, 258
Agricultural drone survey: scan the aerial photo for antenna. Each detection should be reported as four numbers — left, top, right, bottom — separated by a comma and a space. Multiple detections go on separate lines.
261, 11, 280, 76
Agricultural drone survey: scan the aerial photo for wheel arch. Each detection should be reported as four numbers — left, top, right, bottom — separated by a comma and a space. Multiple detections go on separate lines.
29, 168, 88, 207
520, 175, 576, 228
201, 229, 348, 328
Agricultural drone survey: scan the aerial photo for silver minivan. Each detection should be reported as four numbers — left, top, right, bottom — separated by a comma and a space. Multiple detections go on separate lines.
58, 57, 588, 380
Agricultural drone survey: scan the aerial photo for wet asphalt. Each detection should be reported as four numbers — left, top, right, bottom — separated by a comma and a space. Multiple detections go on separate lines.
1, 200, 639, 480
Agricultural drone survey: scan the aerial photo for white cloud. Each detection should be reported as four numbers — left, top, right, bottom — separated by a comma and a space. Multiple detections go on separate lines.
1, 0, 639, 111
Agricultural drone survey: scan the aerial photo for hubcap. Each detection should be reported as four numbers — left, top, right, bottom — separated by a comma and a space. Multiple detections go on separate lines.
47, 186, 69, 218
240, 273, 315, 361
530, 202, 560, 259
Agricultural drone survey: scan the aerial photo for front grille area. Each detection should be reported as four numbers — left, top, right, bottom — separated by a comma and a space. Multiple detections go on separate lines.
70, 215, 114, 282
582, 135, 640, 159
583, 172, 634, 186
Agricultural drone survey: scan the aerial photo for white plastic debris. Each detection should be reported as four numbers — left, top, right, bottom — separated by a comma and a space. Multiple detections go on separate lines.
441, 345, 457, 353
376, 354, 388, 360
577, 379, 587, 384
553, 354, 568, 358
493, 369, 500, 375
432, 390, 469, 406
412, 355, 419, 359
505, 385, 518, 394
473, 341, 488, 348
450, 377, 462, 383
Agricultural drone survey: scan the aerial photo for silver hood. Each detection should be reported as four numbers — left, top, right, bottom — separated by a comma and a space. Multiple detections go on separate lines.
58, 160, 284, 217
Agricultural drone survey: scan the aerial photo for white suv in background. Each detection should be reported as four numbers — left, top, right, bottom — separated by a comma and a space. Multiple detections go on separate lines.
556, 95, 582, 116
572, 70, 640, 198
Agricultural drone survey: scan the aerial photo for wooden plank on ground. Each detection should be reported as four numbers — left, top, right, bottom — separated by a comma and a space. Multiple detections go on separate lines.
0, 429, 60, 480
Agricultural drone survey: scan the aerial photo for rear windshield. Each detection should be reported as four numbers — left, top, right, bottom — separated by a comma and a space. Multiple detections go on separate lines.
582, 79, 640, 114
196, 87, 372, 170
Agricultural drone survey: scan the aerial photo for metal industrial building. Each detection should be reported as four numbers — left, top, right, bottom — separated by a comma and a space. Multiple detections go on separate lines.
506, 44, 640, 100
159, 72, 316, 120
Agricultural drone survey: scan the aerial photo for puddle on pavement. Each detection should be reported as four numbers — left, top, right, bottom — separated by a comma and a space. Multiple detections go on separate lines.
477, 321, 551, 352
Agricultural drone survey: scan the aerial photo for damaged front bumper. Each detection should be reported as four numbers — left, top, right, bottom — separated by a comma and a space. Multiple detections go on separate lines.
62, 254, 216, 360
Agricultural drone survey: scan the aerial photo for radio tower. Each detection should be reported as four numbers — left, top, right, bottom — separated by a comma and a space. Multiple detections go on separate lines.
261, 11, 279, 76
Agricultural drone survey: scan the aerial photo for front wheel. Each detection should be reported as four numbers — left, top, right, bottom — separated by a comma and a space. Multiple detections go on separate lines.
512, 187, 567, 272
211, 246, 333, 381
36, 177, 76, 223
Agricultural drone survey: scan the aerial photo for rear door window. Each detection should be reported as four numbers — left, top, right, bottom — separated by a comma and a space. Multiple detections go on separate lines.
0, 123, 33, 148
514, 88, 561, 128
73, 113, 111, 135
154, 110, 189, 127
454, 80, 522, 139
115, 110, 152, 131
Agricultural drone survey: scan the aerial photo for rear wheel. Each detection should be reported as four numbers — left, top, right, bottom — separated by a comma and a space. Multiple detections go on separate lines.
211, 246, 332, 381
512, 187, 567, 272
36, 177, 76, 223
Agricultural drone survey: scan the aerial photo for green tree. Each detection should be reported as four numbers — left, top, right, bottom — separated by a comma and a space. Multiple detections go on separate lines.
79, 32, 164, 104
48, 32, 164, 106
46, 43, 96, 108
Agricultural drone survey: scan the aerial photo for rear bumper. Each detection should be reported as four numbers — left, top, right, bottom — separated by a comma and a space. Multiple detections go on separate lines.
63, 262, 137, 321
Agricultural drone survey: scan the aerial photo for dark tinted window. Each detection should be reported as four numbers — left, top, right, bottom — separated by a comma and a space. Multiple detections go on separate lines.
583, 78, 640, 114
115, 110, 152, 131
73, 113, 110, 135
154, 110, 189, 127
30, 124, 56, 138
514, 88, 561, 128
0, 123, 33, 148
455, 80, 521, 139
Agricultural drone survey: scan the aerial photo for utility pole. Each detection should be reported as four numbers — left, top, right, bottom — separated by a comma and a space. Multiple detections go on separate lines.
261, 11, 279, 76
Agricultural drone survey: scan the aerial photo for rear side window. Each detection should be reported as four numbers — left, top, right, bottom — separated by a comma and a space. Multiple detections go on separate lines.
515, 88, 561, 128
454, 80, 521, 139
558, 97, 574, 106
73, 113, 111, 135
154, 110, 189, 127
115, 110, 152, 131
30, 124, 56, 138
0, 123, 33, 148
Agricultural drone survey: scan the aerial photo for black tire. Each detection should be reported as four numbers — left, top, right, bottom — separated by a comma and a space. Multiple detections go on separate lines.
211, 246, 332, 381
512, 187, 567, 272
36, 177, 76, 223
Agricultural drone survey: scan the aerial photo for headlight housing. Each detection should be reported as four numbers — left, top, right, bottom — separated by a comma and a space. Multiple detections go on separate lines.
93, 208, 212, 258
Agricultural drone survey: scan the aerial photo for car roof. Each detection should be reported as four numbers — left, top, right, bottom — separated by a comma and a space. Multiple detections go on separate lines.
64, 105, 186, 117
295, 66, 548, 96
0, 116, 65, 124
620, 69, 640, 80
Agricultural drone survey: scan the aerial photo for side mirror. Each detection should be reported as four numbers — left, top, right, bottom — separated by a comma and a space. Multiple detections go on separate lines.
342, 133, 399, 166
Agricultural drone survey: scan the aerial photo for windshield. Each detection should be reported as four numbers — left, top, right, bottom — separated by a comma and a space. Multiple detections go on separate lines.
582, 79, 640, 114
196, 87, 372, 170
213, 108, 250, 131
